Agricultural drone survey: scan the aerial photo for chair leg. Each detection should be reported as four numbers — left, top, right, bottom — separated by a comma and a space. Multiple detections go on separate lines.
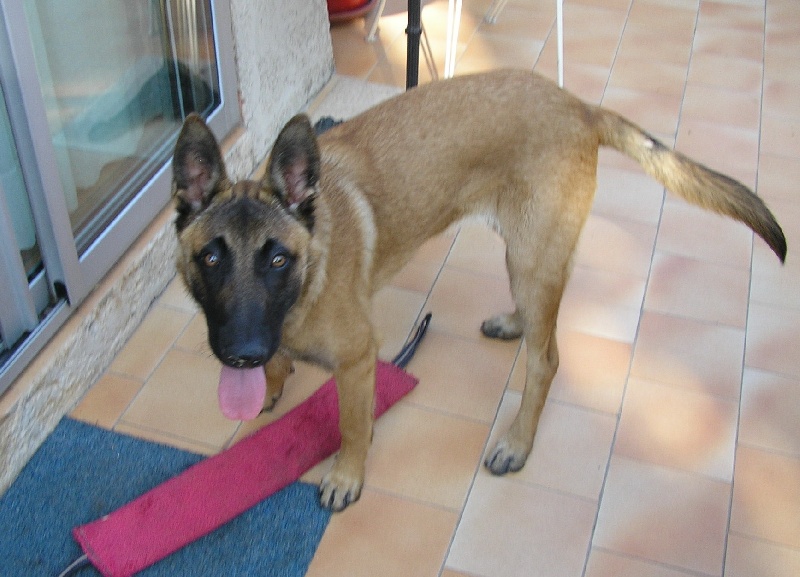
444, 0, 463, 78
556, 0, 564, 87
484, 0, 510, 24
365, 0, 388, 42
421, 25, 439, 81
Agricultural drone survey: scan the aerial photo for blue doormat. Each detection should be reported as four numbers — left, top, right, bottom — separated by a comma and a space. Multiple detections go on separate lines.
0, 418, 330, 576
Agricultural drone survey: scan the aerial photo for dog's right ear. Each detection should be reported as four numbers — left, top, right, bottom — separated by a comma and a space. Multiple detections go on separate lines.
172, 113, 227, 229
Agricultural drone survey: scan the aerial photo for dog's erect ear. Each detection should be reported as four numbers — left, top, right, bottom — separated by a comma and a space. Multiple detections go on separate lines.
172, 114, 227, 226
268, 115, 320, 224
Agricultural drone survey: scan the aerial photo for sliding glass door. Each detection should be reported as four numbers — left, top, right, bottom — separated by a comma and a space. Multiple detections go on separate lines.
0, 0, 238, 394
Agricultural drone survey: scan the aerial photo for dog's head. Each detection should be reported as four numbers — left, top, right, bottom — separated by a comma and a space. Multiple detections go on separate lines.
171, 113, 320, 417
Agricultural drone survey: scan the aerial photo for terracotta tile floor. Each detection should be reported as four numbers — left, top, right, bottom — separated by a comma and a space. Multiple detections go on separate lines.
71, 0, 800, 575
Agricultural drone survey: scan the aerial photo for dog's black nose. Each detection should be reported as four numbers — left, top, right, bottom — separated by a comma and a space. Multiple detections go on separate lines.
224, 354, 265, 369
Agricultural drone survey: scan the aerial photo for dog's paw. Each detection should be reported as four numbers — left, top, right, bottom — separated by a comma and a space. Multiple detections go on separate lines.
319, 468, 363, 512
260, 391, 282, 413
481, 313, 523, 340
484, 436, 529, 476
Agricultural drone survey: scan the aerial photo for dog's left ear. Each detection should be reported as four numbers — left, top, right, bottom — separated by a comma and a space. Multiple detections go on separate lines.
172, 114, 227, 229
268, 115, 320, 226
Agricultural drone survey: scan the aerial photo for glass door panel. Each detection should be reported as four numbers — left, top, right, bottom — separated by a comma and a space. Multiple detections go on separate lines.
0, 82, 40, 278
23, 0, 219, 254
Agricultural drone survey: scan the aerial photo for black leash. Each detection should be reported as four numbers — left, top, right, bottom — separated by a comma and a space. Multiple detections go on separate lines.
392, 312, 432, 369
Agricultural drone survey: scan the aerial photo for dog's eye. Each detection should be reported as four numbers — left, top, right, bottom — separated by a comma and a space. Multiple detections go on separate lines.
271, 254, 287, 269
203, 252, 219, 267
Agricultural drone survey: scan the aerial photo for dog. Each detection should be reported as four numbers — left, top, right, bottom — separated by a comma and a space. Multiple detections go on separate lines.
171, 69, 786, 512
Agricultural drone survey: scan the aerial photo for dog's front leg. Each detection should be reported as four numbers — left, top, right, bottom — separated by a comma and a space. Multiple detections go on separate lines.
262, 351, 294, 412
319, 343, 377, 511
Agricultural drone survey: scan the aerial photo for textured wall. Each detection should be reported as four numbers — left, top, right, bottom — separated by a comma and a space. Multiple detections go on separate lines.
0, 0, 334, 494
225, 0, 334, 179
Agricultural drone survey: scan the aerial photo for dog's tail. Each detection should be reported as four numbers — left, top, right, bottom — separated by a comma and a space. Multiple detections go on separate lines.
595, 107, 787, 262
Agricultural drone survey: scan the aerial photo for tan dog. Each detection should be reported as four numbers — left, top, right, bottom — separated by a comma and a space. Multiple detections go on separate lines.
172, 69, 786, 511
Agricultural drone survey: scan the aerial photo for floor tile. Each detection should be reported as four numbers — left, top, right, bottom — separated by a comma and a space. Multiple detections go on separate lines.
119, 348, 239, 448
675, 120, 759, 187
484, 391, 616, 501
608, 56, 689, 97
371, 285, 427, 360
592, 167, 665, 226
725, 533, 800, 577
750, 240, 800, 310
70, 372, 143, 429
698, 1, 764, 33
422, 266, 514, 341
656, 200, 753, 268
558, 290, 642, 344
594, 456, 730, 576
478, 0, 554, 41
757, 154, 800, 203
614, 377, 738, 480
574, 214, 657, 279
439, 570, 472, 577
173, 313, 210, 357
387, 231, 455, 292
730, 446, 800, 548
585, 548, 699, 577
445, 222, 508, 279
305, 488, 458, 577
764, 52, 800, 86
627, 1, 698, 35
509, 329, 632, 415
763, 78, 800, 117
456, 31, 545, 75
447, 474, 597, 577
601, 86, 683, 135
739, 368, 800, 457
390, 259, 445, 294
112, 421, 219, 456
686, 52, 763, 94
365, 402, 489, 509
760, 113, 800, 158
616, 27, 693, 68
571, 257, 648, 301
644, 252, 751, 328
692, 26, 764, 62
681, 84, 761, 131
555, 62, 613, 104
559, 265, 646, 341
630, 311, 745, 399
745, 303, 800, 380
329, 20, 383, 78
405, 328, 517, 422
109, 305, 194, 381
157, 277, 197, 312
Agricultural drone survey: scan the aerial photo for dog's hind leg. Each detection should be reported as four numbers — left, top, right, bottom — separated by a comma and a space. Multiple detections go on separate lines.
484, 274, 563, 475
481, 310, 524, 340
484, 196, 587, 475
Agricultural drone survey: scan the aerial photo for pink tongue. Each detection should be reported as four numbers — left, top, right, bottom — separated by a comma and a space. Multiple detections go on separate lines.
218, 365, 267, 421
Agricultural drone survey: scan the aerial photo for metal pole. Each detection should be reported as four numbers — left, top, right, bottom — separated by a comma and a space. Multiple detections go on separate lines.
406, 0, 421, 89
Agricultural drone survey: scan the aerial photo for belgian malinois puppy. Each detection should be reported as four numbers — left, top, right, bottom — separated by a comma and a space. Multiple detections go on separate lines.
172, 70, 786, 511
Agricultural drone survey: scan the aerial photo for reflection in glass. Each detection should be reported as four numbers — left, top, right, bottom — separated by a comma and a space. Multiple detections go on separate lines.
24, 0, 219, 253
0, 83, 40, 278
